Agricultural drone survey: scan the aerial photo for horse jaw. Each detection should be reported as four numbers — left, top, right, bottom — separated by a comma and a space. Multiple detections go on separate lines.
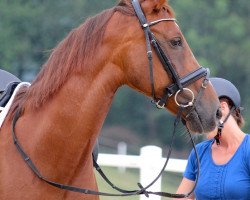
184, 110, 217, 134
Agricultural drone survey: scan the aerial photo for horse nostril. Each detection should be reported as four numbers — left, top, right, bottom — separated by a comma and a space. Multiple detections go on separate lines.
216, 108, 222, 119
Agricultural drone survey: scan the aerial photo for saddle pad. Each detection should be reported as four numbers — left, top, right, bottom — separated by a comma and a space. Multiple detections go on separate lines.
0, 82, 31, 128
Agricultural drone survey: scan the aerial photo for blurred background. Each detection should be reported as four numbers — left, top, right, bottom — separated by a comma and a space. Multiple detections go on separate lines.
0, 0, 249, 199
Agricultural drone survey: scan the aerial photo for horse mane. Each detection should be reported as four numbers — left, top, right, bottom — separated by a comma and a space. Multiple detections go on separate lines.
9, 0, 174, 116
25, 8, 116, 109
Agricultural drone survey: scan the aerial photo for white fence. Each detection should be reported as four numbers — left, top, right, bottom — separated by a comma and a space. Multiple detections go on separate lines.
98, 145, 187, 200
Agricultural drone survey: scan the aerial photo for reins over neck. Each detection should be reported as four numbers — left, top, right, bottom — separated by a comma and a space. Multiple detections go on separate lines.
11, 106, 200, 198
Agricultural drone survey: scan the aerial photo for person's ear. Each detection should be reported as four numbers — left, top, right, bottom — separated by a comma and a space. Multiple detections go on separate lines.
220, 101, 230, 115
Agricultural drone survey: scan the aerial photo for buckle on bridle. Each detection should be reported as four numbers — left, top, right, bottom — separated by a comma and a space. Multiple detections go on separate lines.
155, 100, 165, 109
202, 79, 209, 89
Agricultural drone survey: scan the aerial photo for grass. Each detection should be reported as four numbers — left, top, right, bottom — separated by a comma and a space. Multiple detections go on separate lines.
95, 166, 183, 200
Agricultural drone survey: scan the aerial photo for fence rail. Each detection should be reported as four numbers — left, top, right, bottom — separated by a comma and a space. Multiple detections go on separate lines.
97, 145, 187, 200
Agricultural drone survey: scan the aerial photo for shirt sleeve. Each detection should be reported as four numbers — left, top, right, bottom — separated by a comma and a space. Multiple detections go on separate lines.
183, 149, 197, 181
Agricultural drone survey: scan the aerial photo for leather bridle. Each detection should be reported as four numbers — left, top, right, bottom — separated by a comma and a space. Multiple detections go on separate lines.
131, 0, 209, 109
10, 0, 211, 198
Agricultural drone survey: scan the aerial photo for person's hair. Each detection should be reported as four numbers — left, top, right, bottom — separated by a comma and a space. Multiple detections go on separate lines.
220, 97, 245, 128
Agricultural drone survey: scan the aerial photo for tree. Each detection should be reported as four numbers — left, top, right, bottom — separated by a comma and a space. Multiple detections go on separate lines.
0, 0, 88, 79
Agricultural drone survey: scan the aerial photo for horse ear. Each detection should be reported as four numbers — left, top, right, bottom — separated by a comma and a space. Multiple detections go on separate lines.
141, 0, 166, 14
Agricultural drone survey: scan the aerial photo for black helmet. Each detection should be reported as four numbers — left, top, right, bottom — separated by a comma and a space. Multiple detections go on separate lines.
0, 69, 21, 92
210, 77, 241, 108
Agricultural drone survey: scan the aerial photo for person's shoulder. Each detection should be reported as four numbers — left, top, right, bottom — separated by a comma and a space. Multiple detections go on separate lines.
245, 133, 250, 142
244, 134, 250, 151
195, 139, 213, 151
243, 134, 250, 171
189, 139, 213, 158
241, 134, 250, 163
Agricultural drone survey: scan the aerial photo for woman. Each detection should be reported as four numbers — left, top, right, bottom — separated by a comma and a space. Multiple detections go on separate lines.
176, 77, 250, 199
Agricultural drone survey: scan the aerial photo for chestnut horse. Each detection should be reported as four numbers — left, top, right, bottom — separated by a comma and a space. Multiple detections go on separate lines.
0, 0, 220, 199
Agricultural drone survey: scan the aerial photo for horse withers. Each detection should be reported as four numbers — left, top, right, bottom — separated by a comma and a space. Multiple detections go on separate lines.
0, 0, 220, 199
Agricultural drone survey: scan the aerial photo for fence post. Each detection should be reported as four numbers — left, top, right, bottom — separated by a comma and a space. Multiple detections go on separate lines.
140, 146, 162, 200
117, 142, 127, 173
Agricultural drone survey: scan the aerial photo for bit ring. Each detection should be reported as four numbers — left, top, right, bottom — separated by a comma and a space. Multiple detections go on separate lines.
174, 88, 195, 108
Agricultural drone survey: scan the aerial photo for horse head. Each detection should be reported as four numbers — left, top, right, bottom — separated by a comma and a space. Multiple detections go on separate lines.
110, 0, 220, 133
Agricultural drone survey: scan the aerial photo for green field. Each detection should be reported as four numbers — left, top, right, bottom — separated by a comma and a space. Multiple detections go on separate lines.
96, 166, 183, 200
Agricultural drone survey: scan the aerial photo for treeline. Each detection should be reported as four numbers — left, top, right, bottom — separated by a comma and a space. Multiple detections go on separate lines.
0, 0, 249, 153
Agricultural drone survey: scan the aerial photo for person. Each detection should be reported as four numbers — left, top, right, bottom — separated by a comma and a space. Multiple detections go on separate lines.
175, 77, 250, 200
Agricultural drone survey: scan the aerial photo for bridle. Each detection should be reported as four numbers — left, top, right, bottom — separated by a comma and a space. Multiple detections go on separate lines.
10, 0, 210, 198
132, 0, 209, 109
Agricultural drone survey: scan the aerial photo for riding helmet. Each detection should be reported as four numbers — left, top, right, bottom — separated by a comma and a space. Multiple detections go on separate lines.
210, 77, 241, 108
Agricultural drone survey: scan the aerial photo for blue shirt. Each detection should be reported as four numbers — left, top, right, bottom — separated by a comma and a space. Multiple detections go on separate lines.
184, 134, 250, 200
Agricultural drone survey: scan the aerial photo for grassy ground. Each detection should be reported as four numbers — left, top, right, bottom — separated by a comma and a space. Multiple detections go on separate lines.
96, 166, 183, 200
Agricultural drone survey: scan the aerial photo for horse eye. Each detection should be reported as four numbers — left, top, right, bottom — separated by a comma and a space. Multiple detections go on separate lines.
170, 38, 182, 47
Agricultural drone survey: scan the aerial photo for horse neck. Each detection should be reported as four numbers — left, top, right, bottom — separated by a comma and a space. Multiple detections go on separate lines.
17, 62, 124, 183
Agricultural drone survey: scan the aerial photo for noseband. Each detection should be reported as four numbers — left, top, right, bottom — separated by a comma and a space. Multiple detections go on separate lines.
132, 0, 209, 109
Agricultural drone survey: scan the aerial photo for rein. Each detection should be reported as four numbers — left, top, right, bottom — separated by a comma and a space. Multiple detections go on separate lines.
11, 107, 200, 198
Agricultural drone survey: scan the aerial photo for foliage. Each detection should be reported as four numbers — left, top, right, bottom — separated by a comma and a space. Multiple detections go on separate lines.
0, 0, 89, 78
0, 0, 249, 153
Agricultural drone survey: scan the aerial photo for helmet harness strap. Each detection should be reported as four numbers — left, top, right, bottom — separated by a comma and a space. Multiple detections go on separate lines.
214, 106, 235, 145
